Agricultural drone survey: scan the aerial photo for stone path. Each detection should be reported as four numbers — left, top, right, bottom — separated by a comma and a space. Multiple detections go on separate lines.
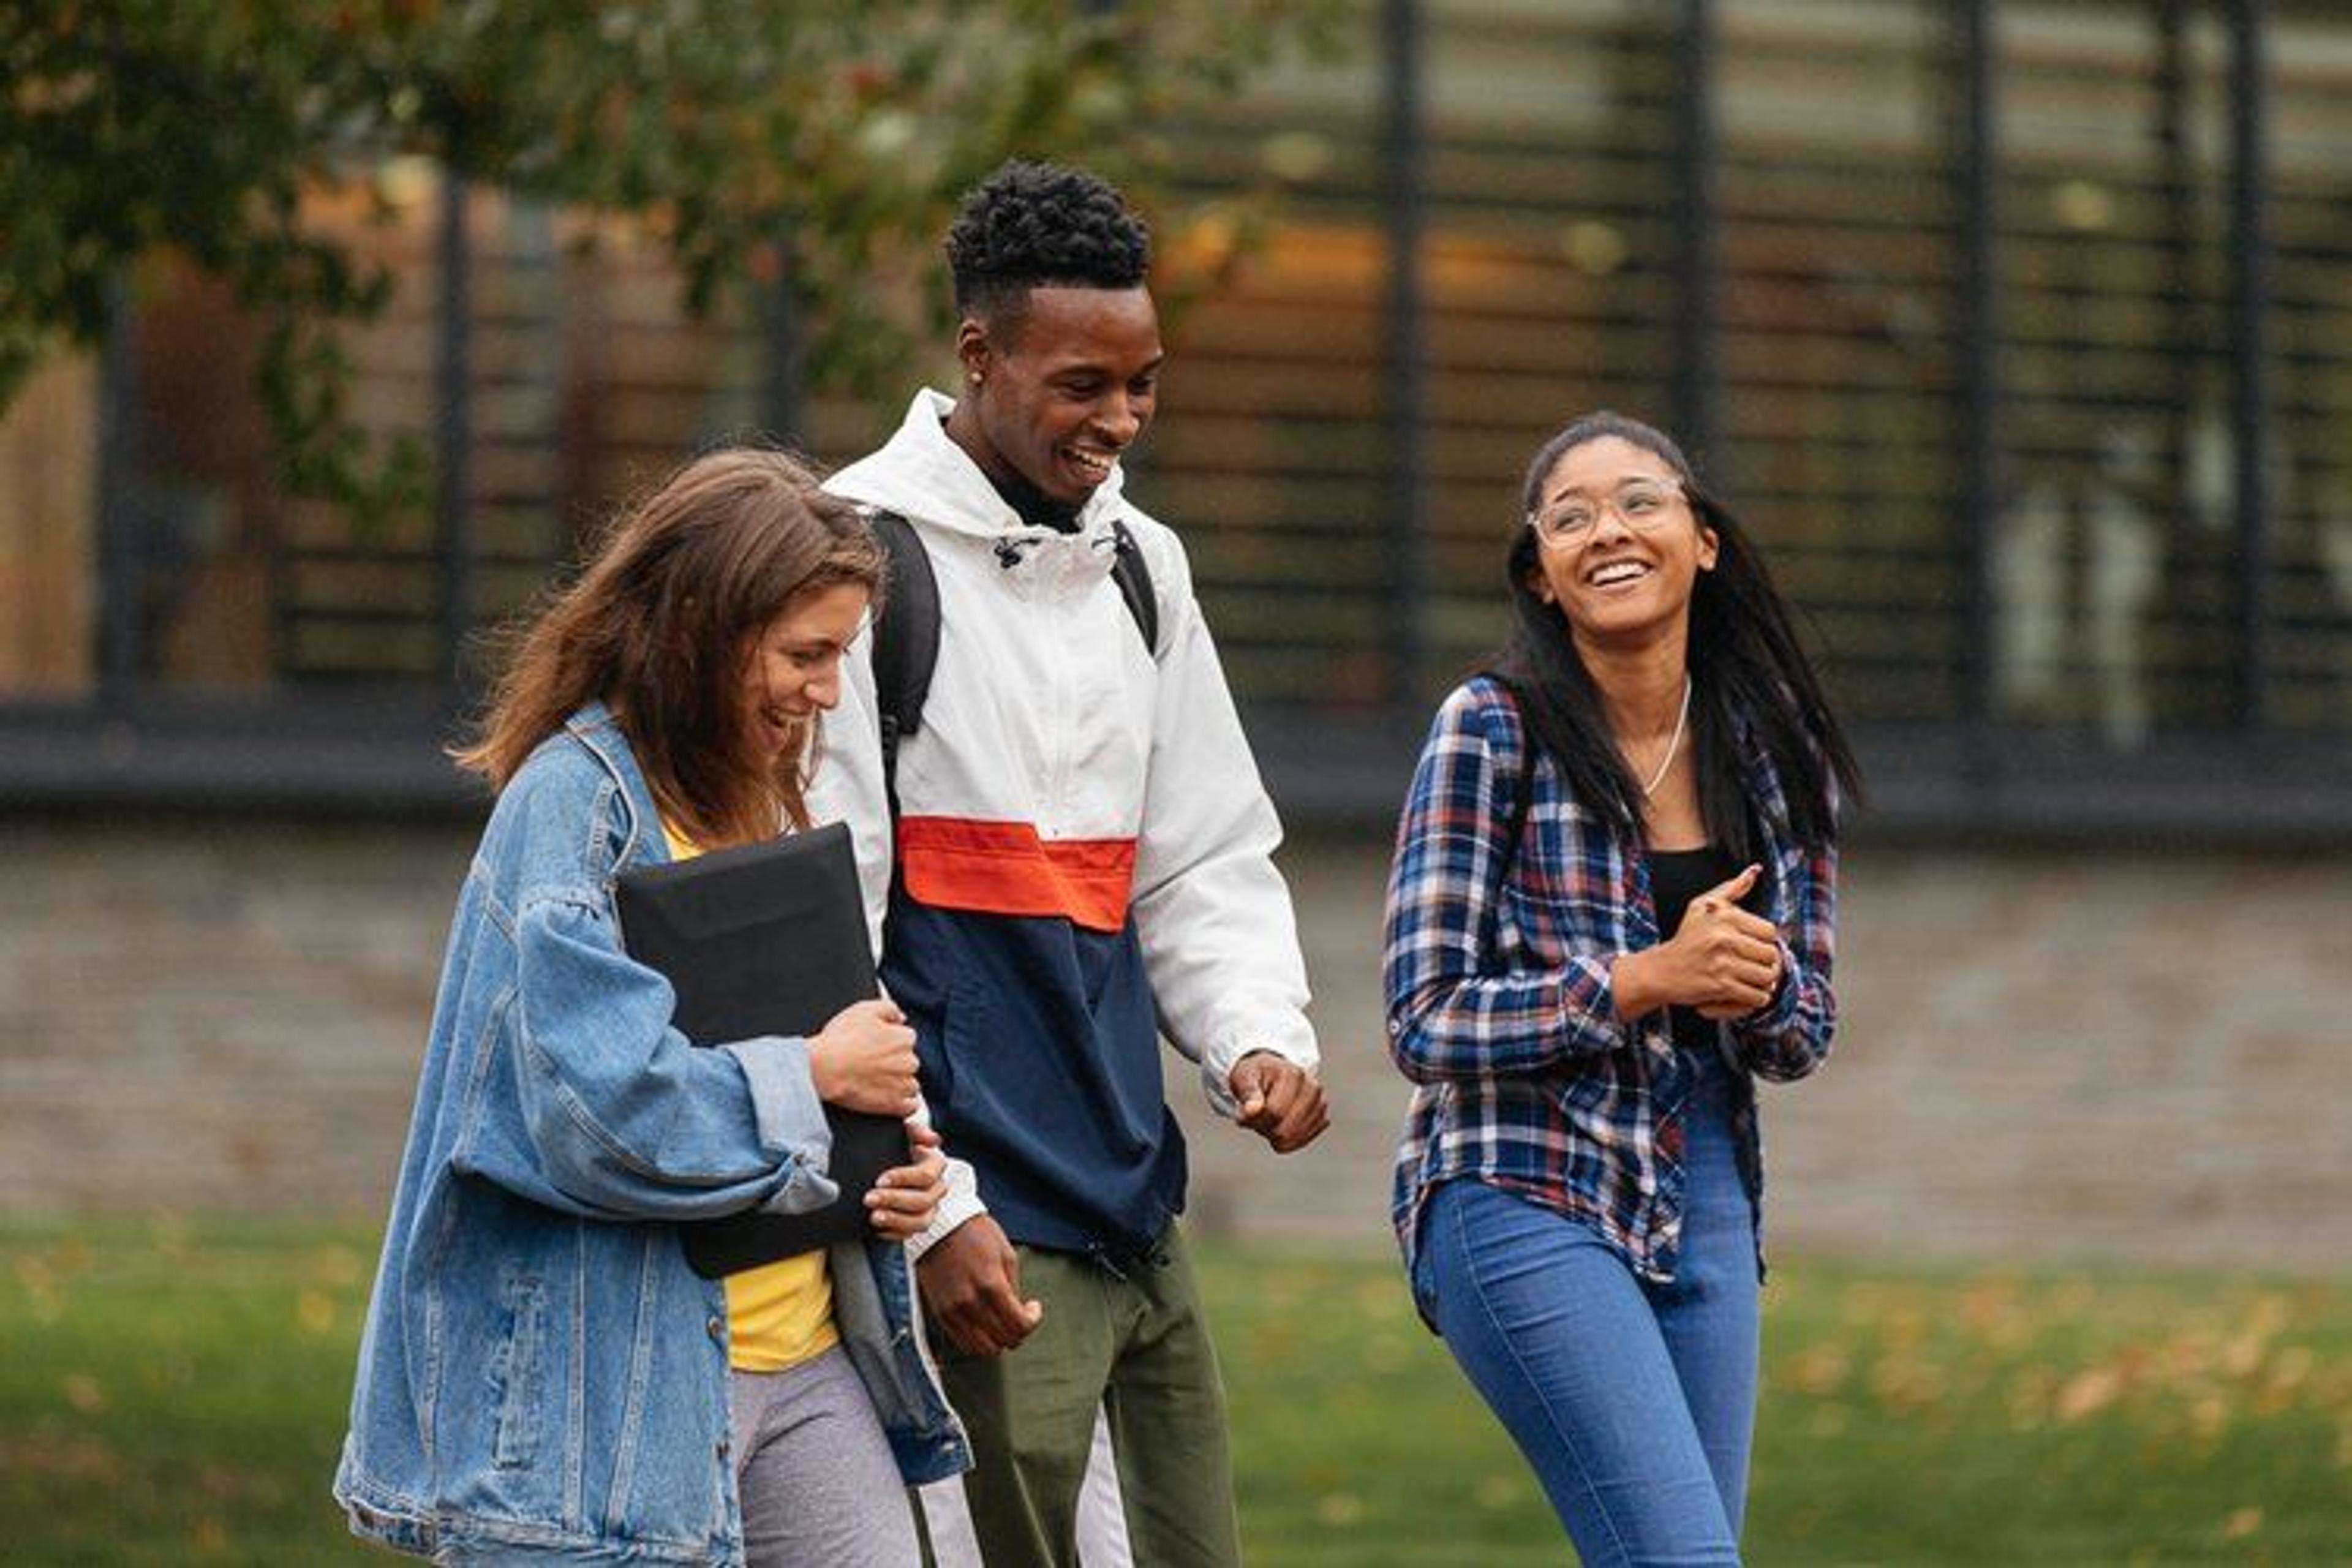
4, 819, 2347, 1273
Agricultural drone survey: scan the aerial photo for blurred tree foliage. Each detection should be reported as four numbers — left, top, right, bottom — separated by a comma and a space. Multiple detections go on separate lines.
0, 0, 1340, 516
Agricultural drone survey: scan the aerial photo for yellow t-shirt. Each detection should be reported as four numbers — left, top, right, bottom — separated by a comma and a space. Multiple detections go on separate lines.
660, 821, 839, 1373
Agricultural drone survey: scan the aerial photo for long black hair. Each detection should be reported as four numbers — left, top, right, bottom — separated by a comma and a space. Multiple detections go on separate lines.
1487, 410, 1861, 856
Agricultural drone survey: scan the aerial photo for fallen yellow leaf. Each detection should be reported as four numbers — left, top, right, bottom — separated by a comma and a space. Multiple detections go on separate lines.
2055, 1365, 2124, 1422
61, 1373, 105, 1415
296, 1288, 337, 1335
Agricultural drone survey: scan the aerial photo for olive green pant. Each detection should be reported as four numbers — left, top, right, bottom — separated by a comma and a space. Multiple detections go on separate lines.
931, 1224, 1240, 1568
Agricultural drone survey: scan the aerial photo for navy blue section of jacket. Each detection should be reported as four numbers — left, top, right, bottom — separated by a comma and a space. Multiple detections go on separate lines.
882, 889, 1186, 1263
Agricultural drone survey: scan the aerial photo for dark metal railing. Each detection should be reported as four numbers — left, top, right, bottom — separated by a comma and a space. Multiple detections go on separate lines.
7, 0, 2344, 839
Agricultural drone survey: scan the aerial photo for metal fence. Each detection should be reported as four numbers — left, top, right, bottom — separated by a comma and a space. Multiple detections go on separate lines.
2, 0, 2345, 836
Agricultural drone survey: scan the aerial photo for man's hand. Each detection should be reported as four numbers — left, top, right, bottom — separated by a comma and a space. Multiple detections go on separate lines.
915, 1213, 1042, 1357
1229, 1050, 1329, 1154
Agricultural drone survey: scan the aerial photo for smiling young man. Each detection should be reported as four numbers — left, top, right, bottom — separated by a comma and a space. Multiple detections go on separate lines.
809, 161, 1327, 1566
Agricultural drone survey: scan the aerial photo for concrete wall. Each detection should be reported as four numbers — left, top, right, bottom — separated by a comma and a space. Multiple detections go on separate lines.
4, 817, 2346, 1273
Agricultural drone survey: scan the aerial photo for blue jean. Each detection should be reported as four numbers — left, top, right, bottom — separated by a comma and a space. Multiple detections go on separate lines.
1414, 1049, 1759, 1566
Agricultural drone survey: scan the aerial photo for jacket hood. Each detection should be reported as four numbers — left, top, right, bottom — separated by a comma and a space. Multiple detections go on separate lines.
827, 388, 1133, 547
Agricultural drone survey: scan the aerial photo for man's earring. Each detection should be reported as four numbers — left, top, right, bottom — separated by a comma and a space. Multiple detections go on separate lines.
967, 369, 984, 385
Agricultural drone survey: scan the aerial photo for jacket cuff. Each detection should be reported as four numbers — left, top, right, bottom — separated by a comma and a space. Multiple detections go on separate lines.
907, 1156, 987, 1263
721, 1036, 842, 1216
1743, 939, 1803, 1033
1562, 953, 1620, 1041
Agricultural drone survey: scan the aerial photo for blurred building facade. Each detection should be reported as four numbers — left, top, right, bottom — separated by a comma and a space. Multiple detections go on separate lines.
4, 0, 2348, 836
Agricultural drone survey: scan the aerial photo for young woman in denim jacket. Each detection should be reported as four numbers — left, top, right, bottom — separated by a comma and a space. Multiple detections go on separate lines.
1383, 412, 1861, 1566
336, 449, 968, 1565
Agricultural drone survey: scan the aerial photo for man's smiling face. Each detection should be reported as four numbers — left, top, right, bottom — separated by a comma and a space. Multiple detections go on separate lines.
951, 285, 1164, 505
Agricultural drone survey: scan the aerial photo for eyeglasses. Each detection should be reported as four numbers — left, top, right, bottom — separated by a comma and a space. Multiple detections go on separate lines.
1528, 480, 1687, 545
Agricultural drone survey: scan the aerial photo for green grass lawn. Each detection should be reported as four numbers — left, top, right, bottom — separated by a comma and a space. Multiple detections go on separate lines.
2, 1216, 2345, 1565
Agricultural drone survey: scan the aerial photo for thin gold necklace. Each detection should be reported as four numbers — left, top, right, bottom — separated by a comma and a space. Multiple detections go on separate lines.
1632, 674, 1692, 797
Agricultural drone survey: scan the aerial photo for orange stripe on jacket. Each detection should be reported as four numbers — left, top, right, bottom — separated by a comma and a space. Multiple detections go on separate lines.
896, 816, 1137, 933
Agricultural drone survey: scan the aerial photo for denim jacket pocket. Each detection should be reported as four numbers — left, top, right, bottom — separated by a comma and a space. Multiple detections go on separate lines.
489, 1270, 548, 1471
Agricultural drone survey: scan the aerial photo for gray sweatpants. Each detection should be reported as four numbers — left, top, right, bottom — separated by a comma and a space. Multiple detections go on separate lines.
729, 1346, 921, 1567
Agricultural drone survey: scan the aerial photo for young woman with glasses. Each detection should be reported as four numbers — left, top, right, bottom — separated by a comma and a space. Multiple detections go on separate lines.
1381, 410, 1861, 1564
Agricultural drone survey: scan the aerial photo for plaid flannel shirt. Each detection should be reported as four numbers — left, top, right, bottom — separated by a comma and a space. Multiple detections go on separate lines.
1383, 675, 1839, 1289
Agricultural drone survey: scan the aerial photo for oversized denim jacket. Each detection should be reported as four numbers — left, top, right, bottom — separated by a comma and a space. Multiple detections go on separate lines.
334, 704, 967, 1564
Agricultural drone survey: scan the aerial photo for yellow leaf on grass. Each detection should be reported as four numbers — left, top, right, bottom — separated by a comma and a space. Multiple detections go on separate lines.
313, 1245, 365, 1287
15, 1256, 63, 1325
1956, 1277, 2026, 1346
2055, 1365, 2124, 1422
2222, 1295, 2290, 1376
2266, 1344, 2314, 1396
296, 1289, 337, 1335
1871, 1352, 1945, 1412
1472, 1473, 1523, 1510
1786, 1346, 1850, 1396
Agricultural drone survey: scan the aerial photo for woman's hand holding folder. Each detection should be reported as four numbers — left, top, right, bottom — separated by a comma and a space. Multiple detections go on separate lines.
810, 997, 940, 1240
865, 1123, 947, 1242
810, 998, 921, 1117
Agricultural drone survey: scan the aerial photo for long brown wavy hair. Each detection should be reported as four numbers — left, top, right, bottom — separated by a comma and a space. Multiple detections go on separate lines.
452, 447, 884, 847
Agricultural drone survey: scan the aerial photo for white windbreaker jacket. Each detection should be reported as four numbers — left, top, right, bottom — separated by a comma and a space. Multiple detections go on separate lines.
810, 390, 1318, 1251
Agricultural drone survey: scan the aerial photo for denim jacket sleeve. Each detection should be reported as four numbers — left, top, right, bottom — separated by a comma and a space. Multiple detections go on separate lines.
453, 876, 844, 1224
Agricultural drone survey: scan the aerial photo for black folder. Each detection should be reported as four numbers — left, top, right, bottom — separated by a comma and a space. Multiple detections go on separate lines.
614, 821, 909, 1277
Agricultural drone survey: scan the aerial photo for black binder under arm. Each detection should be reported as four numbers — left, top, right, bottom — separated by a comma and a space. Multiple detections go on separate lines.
613, 821, 909, 1276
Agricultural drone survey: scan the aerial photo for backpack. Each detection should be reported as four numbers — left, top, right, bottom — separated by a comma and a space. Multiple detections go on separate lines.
864, 509, 1160, 802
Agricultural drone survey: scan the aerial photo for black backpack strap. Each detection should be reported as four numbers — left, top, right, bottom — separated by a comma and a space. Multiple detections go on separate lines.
863, 509, 938, 811
865, 508, 1158, 810
1109, 518, 1159, 658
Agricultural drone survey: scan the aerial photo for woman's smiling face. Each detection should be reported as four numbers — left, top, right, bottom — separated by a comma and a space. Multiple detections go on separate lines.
736, 581, 869, 767
1527, 434, 1717, 647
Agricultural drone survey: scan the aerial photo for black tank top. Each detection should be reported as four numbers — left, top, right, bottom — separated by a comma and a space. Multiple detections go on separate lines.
1647, 844, 1738, 1054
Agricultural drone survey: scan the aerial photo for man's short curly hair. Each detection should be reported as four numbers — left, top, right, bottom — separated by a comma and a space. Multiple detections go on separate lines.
946, 160, 1152, 329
